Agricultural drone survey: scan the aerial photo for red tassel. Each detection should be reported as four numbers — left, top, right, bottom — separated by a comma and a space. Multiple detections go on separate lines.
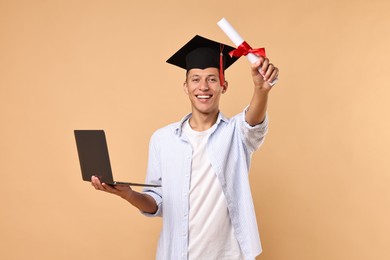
219, 44, 224, 86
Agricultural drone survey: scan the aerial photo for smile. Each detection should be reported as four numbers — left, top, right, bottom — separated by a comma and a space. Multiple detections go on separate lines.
196, 95, 212, 99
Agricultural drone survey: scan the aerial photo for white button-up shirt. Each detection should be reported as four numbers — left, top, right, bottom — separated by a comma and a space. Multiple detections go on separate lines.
142, 109, 268, 260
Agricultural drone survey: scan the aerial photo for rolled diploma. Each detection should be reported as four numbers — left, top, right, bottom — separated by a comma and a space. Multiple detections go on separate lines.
217, 17, 277, 85
217, 18, 259, 64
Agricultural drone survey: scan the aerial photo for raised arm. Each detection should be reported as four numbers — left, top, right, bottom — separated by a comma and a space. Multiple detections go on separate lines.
245, 56, 279, 126
91, 176, 157, 214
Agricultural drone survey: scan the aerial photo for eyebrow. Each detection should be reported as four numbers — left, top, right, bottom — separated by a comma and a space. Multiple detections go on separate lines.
188, 73, 218, 78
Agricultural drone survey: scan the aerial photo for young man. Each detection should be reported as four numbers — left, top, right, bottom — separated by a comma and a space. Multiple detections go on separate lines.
91, 35, 279, 259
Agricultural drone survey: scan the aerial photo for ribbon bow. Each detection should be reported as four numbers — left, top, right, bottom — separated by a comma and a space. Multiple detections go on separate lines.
229, 41, 266, 58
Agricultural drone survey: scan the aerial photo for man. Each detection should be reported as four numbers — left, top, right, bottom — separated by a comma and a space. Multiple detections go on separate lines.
91, 35, 279, 259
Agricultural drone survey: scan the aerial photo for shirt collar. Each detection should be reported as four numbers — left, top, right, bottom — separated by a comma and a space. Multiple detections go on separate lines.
174, 111, 229, 136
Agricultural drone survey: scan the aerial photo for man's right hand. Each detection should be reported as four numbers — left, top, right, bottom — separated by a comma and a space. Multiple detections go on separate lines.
91, 176, 134, 201
90, 176, 158, 214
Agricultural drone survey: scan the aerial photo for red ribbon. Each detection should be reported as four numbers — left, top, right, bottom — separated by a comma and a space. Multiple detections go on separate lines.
219, 44, 225, 85
229, 41, 266, 58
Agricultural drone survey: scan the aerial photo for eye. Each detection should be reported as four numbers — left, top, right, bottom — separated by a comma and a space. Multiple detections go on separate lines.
191, 78, 200, 83
207, 77, 218, 83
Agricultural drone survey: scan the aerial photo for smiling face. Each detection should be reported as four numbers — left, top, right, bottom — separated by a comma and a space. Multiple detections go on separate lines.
184, 67, 228, 117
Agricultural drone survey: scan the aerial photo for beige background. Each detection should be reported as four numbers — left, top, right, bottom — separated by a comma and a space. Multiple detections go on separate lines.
1, 0, 389, 259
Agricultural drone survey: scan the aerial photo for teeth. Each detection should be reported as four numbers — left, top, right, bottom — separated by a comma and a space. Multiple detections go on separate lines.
197, 95, 211, 99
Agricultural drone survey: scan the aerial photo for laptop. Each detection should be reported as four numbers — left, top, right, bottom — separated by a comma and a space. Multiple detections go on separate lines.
74, 130, 160, 187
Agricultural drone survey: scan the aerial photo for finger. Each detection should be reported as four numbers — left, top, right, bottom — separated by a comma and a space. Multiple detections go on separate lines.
251, 57, 265, 72
263, 63, 275, 81
268, 67, 279, 83
260, 58, 270, 76
91, 176, 103, 190
91, 176, 113, 193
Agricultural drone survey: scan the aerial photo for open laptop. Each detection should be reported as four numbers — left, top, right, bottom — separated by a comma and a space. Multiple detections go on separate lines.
74, 130, 160, 187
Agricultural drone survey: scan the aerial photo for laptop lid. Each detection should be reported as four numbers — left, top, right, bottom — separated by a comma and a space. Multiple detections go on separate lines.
74, 130, 160, 187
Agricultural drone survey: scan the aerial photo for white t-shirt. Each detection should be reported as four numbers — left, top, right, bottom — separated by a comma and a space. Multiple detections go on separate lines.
183, 119, 244, 260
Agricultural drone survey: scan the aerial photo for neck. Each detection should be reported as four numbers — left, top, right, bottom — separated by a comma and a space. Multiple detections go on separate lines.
189, 110, 219, 132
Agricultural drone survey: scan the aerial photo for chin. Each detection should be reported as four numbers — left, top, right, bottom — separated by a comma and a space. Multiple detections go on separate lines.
194, 106, 218, 115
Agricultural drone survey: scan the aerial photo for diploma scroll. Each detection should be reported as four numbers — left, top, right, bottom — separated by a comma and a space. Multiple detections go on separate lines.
217, 18, 278, 86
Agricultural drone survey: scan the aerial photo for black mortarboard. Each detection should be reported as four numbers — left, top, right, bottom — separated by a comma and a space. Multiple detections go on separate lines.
166, 35, 239, 84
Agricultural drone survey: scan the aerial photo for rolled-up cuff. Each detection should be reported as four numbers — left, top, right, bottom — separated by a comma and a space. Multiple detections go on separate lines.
243, 105, 268, 130
141, 190, 162, 217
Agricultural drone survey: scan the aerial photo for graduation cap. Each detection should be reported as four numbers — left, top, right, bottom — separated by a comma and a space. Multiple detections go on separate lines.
166, 35, 240, 85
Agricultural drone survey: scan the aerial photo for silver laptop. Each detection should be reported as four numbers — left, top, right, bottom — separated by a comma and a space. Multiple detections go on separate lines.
74, 130, 160, 187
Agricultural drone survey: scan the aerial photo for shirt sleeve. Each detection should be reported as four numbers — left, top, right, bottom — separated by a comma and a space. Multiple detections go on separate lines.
239, 106, 269, 154
141, 133, 163, 217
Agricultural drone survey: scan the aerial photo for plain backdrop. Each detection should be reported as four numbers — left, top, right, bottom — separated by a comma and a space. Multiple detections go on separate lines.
1, 0, 390, 259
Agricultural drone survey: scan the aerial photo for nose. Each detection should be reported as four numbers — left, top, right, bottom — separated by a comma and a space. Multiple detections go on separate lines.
199, 80, 209, 91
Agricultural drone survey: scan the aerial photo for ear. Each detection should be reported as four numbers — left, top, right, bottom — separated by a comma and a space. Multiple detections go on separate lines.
183, 81, 189, 95
221, 80, 228, 94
